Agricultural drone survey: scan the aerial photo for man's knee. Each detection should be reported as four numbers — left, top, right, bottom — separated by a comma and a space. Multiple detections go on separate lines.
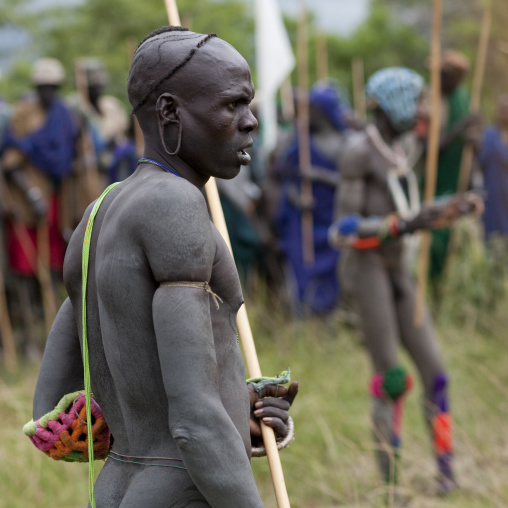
370, 365, 413, 402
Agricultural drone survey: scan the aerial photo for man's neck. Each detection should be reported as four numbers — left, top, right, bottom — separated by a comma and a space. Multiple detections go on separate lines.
142, 143, 207, 189
374, 117, 398, 146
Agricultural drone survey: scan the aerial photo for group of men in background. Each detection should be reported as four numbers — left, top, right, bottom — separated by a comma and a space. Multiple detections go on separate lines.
1, 49, 508, 351
0, 57, 136, 356
1, 45, 507, 495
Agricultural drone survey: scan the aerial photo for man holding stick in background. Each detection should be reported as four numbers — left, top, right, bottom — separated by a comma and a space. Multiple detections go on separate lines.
28, 26, 297, 507
329, 67, 481, 493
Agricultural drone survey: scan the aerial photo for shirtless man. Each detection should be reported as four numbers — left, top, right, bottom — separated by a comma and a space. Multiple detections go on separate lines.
329, 68, 479, 492
31, 26, 297, 507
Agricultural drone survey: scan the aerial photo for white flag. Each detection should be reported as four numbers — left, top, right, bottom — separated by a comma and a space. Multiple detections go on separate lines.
255, 0, 295, 155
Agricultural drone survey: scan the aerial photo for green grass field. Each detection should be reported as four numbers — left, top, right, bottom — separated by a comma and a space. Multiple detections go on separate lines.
2, 310, 507, 508
1, 222, 507, 507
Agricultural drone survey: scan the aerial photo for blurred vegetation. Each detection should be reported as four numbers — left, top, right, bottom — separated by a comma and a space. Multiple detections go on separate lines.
2, 254, 508, 506
0, 0, 506, 120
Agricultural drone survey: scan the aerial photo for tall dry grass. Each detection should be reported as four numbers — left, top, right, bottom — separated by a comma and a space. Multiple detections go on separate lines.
1, 219, 507, 507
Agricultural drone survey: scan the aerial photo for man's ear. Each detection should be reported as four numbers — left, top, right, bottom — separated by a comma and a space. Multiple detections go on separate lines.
156, 93, 180, 125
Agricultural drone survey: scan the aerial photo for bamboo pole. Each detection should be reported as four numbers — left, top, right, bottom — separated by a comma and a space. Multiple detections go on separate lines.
0, 264, 17, 371
280, 77, 295, 123
3, 181, 56, 337
126, 36, 145, 157
163, 3, 291, 507
75, 60, 102, 203
414, 0, 442, 327
352, 57, 366, 123
37, 223, 57, 336
315, 30, 328, 83
297, 0, 314, 266
457, 5, 492, 193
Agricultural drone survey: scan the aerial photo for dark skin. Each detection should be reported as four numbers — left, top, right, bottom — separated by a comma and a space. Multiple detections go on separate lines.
35, 84, 59, 111
33, 32, 298, 507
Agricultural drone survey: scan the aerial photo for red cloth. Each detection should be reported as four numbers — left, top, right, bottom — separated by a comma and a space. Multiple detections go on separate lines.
7, 193, 66, 276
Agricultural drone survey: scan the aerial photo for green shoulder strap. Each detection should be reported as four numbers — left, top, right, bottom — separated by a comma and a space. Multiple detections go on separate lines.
82, 182, 120, 508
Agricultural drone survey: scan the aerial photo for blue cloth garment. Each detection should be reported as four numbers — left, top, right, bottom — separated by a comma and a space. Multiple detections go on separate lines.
479, 127, 508, 239
1, 99, 77, 181
276, 138, 341, 314
107, 139, 138, 184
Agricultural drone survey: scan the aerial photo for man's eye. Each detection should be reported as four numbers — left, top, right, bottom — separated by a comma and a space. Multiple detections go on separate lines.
230, 100, 240, 109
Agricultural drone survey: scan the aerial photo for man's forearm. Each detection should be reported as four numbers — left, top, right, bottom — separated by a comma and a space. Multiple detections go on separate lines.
33, 298, 84, 420
170, 403, 264, 507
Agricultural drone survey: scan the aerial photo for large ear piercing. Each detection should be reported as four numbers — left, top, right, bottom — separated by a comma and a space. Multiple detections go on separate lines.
156, 96, 183, 156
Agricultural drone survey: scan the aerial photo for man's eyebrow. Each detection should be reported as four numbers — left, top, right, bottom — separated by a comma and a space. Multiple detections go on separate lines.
218, 90, 254, 102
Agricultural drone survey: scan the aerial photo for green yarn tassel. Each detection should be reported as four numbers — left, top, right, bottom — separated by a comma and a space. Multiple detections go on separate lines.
382, 366, 407, 401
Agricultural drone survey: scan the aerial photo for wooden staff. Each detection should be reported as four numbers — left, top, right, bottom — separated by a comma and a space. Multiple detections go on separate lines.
0, 262, 17, 371
163, 2, 291, 507
280, 76, 295, 123
75, 60, 102, 203
37, 222, 57, 336
352, 57, 366, 123
3, 181, 56, 336
297, 0, 314, 265
415, 0, 442, 326
126, 36, 145, 157
315, 30, 328, 83
457, 5, 492, 193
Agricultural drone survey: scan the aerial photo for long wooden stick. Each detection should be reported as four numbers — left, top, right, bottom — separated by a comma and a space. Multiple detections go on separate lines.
415, 0, 442, 326
75, 60, 102, 203
352, 57, 366, 123
280, 77, 295, 123
315, 30, 328, 83
126, 37, 145, 157
297, 0, 314, 266
457, 5, 492, 193
0, 264, 17, 371
37, 223, 57, 336
163, 3, 291, 507
3, 182, 56, 336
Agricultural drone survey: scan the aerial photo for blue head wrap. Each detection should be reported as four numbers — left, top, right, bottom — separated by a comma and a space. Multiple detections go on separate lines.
309, 85, 348, 132
365, 67, 424, 132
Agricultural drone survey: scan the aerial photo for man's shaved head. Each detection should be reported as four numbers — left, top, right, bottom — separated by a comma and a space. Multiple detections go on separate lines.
128, 26, 228, 115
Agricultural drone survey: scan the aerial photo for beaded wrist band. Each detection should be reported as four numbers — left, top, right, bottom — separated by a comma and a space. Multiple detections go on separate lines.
251, 416, 295, 458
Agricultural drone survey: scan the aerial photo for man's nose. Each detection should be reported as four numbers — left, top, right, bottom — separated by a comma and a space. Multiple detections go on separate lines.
242, 108, 258, 132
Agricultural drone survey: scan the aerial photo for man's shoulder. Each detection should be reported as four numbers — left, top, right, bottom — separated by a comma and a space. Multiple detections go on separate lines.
120, 175, 210, 239
341, 130, 371, 178
120, 176, 215, 281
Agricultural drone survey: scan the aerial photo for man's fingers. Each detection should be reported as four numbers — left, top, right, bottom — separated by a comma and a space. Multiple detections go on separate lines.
255, 398, 290, 411
258, 384, 288, 399
261, 417, 287, 438
254, 406, 289, 422
283, 381, 299, 406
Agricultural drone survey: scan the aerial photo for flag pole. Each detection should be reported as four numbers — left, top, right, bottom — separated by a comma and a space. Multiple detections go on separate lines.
163, 3, 291, 506
415, 0, 442, 326
297, 0, 314, 265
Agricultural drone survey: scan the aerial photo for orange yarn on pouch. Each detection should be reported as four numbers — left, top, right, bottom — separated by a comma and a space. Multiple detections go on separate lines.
46, 402, 110, 461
